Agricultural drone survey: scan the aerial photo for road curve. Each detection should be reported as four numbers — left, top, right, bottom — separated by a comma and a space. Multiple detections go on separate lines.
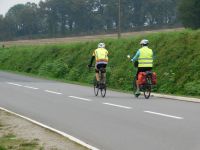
0, 71, 200, 150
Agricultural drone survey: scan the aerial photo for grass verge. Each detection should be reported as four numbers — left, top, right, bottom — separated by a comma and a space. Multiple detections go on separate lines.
0, 131, 42, 150
0, 29, 200, 97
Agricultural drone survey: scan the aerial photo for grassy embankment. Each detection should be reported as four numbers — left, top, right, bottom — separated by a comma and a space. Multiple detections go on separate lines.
0, 115, 42, 150
0, 123, 42, 150
0, 135, 41, 150
0, 29, 200, 96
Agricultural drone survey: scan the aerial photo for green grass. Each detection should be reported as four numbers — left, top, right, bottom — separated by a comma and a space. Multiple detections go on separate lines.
0, 29, 200, 96
0, 133, 42, 150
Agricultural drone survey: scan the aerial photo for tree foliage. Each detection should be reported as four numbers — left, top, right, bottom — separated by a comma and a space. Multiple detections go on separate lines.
179, 0, 200, 29
0, 0, 180, 40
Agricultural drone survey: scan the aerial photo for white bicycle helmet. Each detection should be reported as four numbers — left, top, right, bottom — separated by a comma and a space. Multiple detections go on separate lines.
140, 39, 149, 45
98, 43, 105, 48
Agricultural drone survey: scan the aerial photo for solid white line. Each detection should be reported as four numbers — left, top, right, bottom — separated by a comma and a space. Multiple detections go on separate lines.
144, 111, 184, 119
0, 107, 100, 150
103, 103, 132, 109
45, 90, 62, 95
69, 96, 91, 101
7, 82, 23, 87
23, 86, 39, 90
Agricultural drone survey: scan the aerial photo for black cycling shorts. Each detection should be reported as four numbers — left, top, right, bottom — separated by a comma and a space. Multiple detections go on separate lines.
95, 64, 107, 73
136, 67, 152, 79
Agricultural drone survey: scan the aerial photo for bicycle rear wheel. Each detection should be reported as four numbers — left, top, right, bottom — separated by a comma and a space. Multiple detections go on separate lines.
144, 77, 152, 99
100, 84, 106, 97
144, 85, 151, 99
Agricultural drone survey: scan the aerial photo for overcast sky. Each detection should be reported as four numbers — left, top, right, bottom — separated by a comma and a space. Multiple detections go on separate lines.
0, 0, 43, 16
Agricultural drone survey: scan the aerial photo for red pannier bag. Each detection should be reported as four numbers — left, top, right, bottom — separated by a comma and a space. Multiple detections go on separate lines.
152, 72, 157, 85
138, 72, 146, 85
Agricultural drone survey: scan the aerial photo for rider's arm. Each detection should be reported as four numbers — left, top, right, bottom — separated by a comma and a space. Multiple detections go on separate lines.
131, 50, 140, 62
88, 50, 95, 66
89, 56, 95, 66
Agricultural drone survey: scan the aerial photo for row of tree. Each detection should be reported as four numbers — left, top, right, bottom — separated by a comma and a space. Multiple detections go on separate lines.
0, 0, 197, 41
179, 0, 200, 29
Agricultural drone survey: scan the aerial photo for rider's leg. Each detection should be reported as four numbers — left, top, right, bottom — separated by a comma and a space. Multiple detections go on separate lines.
95, 64, 100, 82
95, 65, 100, 88
135, 70, 141, 95
98, 64, 106, 83
102, 73, 106, 84
95, 72, 100, 88
103, 64, 107, 84
136, 80, 140, 91
96, 73, 100, 81
135, 80, 140, 95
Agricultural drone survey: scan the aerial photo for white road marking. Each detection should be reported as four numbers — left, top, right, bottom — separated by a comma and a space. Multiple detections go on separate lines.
45, 90, 62, 95
7, 82, 23, 87
23, 86, 39, 90
7, 82, 38, 90
103, 103, 132, 109
144, 111, 184, 119
69, 96, 91, 101
0, 107, 100, 150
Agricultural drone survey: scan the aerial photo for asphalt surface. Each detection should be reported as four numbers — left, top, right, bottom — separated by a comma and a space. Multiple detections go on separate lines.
0, 71, 200, 150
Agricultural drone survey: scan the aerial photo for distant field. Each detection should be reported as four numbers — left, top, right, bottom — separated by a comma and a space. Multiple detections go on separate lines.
0, 28, 183, 46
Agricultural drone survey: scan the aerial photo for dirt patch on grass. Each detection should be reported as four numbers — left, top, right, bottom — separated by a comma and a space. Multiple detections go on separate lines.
0, 110, 89, 150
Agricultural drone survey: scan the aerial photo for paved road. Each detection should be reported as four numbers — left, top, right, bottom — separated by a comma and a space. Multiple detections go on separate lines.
0, 71, 200, 150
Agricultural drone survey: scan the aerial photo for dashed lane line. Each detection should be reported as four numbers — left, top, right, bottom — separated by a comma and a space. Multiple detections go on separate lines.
69, 96, 92, 101
7, 82, 38, 90
103, 102, 132, 110
23, 86, 39, 90
7, 82, 62, 95
7, 82, 184, 120
44, 90, 63, 95
7, 82, 23, 87
144, 111, 184, 120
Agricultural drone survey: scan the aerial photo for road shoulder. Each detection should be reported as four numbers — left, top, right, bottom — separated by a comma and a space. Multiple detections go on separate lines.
0, 109, 89, 150
152, 93, 200, 103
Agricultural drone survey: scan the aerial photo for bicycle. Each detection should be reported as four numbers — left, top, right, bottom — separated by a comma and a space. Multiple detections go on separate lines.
89, 66, 107, 97
93, 67, 107, 97
133, 71, 154, 99
127, 55, 156, 99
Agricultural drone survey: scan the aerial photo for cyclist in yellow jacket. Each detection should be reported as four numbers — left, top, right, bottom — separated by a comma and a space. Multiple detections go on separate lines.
131, 39, 154, 96
88, 43, 109, 85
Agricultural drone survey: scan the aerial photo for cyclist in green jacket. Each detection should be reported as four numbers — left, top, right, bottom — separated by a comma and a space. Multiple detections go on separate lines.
88, 43, 109, 85
131, 39, 154, 96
